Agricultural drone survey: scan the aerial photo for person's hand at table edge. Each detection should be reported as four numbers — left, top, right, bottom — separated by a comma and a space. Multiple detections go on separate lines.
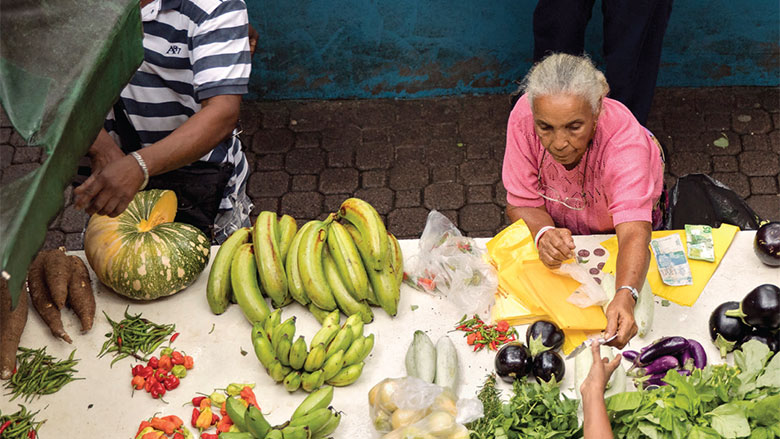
604, 289, 638, 348
581, 341, 619, 438
537, 227, 576, 269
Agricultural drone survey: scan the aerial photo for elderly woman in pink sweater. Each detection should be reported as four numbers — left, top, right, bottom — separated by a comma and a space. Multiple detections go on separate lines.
503, 53, 665, 349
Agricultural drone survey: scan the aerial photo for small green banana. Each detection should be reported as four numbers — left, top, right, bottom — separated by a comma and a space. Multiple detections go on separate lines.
307, 303, 331, 324
388, 232, 404, 288
291, 384, 334, 420
264, 309, 283, 340
277, 214, 299, 262
338, 198, 388, 271
298, 216, 337, 310
344, 223, 398, 316
276, 334, 293, 366
289, 336, 308, 370
286, 221, 317, 306
342, 313, 364, 340
264, 429, 283, 439
301, 369, 324, 393
288, 407, 336, 434
322, 309, 341, 328
341, 336, 365, 366
321, 349, 346, 381
206, 227, 250, 314
283, 370, 302, 392
322, 249, 374, 323
231, 243, 272, 324
303, 343, 326, 372
310, 321, 339, 348
311, 411, 341, 439
327, 220, 369, 301
325, 361, 364, 387
269, 360, 293, 383
251, 322, 277, 371
280, 425, 310, 439
245, 405, 272, 439
253, 211, 289, 307
357, 333, 375, 363
325, 326, 353, 360
271, 316, 297, 351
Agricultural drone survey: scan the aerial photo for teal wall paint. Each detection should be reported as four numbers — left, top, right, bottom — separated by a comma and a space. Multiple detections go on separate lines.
247, 1, 779, 100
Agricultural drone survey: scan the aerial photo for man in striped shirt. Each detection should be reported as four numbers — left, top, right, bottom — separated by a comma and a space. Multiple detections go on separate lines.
74, 0, 254, 243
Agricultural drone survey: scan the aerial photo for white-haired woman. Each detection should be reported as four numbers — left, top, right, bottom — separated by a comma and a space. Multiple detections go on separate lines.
502, 53, 665, 348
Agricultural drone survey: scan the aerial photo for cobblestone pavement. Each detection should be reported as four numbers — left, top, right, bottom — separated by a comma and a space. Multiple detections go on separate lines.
1, 87, 778, 251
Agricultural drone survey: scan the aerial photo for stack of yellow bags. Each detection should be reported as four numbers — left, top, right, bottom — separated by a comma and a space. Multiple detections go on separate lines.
486, 220, 607, 354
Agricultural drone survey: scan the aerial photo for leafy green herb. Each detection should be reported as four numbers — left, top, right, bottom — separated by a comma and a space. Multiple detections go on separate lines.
606, 340, 780, 438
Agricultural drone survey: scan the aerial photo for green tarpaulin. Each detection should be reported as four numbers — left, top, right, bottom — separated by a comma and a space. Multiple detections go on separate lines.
0, 0, 144, 306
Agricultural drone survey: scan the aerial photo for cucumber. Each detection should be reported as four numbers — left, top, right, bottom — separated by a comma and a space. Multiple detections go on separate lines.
405, 330, 436, 383
433, 335, 459, 392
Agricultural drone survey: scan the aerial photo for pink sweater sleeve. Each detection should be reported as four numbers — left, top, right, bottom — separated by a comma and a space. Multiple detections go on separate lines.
502, 99, 545, 208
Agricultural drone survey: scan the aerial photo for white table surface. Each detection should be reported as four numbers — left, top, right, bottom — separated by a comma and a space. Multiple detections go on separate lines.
1, 231, 777, 438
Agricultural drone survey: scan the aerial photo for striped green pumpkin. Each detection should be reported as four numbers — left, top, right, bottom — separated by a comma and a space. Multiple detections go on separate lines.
84, 189, 210, 300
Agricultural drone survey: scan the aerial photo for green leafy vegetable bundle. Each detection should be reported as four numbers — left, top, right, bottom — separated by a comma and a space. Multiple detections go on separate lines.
607, 340, 780, 438
468, 374, 581, 439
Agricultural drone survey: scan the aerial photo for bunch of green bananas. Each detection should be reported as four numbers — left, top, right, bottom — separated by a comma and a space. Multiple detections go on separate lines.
223, 385, 341, 439
252, 309, 375, 393
291, 198, 403, 320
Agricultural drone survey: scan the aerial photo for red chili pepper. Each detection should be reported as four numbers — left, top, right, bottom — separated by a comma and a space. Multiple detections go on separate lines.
473, 344, 479, 352
154, 369, 168, 381
192, 396, 207, 407
200, 434, 218, 439
140, 366, 154, 379
183, 356, 194, 370
496, 321, 510, 333
136, 420, 153, 436
171, 351, 185, 365
170, 332, 180, 343
148, 356, 159, 369
151, 382, 166, 399
145, 375, 157, 393
173, 434, 184, 439
117, 337, 123, 348
131, 375, 145, 390
466, 333, 477, 345
163, 375, 180, 390
0, 420, 13, 435
158, 355, 173, 372
240, 386, 259, 408
497, 334, 507, 341
28, 430, 36, 439
132, 364, 144, 377
191, 408, 200, 427
489, 341, 497, 351
474, 332, 483, 341
211, 413, 219, 425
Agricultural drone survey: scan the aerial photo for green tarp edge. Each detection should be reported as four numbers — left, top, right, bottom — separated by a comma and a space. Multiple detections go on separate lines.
0, 4, 144, 307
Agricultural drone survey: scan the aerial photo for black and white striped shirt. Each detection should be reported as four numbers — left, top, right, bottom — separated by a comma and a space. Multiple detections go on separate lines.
106, 0, 251, 210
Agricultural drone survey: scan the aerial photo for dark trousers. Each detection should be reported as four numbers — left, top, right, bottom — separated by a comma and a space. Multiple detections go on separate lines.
533, 0, 673, 125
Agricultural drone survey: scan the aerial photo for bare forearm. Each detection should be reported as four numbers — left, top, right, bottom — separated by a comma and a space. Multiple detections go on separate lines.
137, 95, 241, 176
506, 205, 556, 237
614, 221, 651, 295
582, 392, 613, 438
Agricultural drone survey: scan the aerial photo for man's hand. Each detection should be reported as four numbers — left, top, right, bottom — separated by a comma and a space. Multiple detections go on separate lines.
248, 24, 259, 56
604, 289, 638, 348
537, 227, 576, 268
87, 129, 125, 174
73, 154, 145, 217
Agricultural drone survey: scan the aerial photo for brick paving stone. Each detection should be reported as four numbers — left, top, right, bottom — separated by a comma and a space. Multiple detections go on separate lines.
747, 194, 780, 222
239, 105, 263, 136
355, 101, 397, 128
420, 98, 462, 124
425, 140, 464, 167
431, 165, 458, 183
247, 170, 289, 197
713, 155, 739, 173
663, 111, 703, 134
295, 131, 321, 148
395, 100, 425, 123
289, 102, 335, 132
0, 107, 9, 127
389, 160, 429, 190
322, 124, 362, 148
292, 175, 317, 191
437, 210, 459, 227
459, 159, 500, 185
395, 144, 425, 162
327, 144, 355, 167
711, 172, 751, 199
395, 189, 421, 208
387, 207, 429, 239
734, 88, 769, 109
741, 134, 772, 151
361, 127, 390, 144
8, 131, 27, 147
361, 170, 387, 188
354, 187, 394, 214
693, 88, 736, 113
702, 112, 732, 131
467, 185, 493, 203
0, 145, 13, 169
465, 139, 496, 160
324, 194, 348, 214
286, 148, 325, 174
251, 128, 294, 154
1, 163, 38, 184
65, 233, 84, 251
426, 122, 458, 141
423, 182, 465, 210
772, 113, 780, 128
356, 142, 394, 170
0, 128, 11, 144
459, 203, 502, 232
769, 130, 780, 154
668, 133, 711, 153
750, 176, 778, 194
319, 168, 359, 194
739, 151, 780, 176
493, 141, 507, 163
256, 104, 290, 129
668, 152, 712, 176
42, 231, 65, 250
251, 197, 280, 216
388, 122, 433, 146
732, 109, 772, 134
467, 230, 495, 238
494, 181, 508, 207
59, 205, 89, 233
256, 153, 284, 171
280, 192, 322, 219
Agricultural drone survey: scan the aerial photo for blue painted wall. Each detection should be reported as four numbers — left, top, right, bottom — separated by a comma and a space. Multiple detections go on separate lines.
247, 0, 779, 100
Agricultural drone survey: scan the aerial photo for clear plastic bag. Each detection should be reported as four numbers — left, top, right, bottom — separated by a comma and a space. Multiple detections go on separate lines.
404, 211, 497, 314
368, 377, 483, 438
556, 261, 608, 308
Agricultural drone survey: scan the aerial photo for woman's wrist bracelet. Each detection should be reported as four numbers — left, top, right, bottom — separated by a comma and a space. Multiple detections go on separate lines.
534, 226, 555, 249
129, 151, 149, 191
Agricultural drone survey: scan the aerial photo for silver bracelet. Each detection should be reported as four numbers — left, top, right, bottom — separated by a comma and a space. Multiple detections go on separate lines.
129, 151, 149, 191
617, 285, 640, 303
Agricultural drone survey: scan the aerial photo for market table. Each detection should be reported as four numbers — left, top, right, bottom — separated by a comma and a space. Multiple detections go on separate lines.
1, 231, 776, 438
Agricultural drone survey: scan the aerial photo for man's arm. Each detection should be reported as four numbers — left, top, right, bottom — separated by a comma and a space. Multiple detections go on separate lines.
605, 220, 651, 348
73, 94, 241, 217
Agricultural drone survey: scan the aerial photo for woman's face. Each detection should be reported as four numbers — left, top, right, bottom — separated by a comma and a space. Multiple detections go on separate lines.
531, 94, 599, 168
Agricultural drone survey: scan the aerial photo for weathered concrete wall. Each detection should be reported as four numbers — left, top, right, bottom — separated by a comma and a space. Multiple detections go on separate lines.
248, 0, 778, 99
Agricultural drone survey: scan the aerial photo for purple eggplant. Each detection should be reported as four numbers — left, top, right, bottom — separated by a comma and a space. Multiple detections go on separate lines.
741, 330, 779, 352
632, 355, 679, 377
495, 342, 532, 383
686, 339, 707, 369
526, 320, 564, 357
531, 350, 565, 384
638, 336, 689, 365
621, 350, 639, 363
710, 301, 751, 358
678, 348, 693, 370
725, 284, 780, 330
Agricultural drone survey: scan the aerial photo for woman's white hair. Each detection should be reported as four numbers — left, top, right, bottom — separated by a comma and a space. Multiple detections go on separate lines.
520, 53, 609, 113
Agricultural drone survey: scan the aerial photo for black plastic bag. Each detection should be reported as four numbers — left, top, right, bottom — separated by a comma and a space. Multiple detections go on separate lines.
664, 174, 763, 230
